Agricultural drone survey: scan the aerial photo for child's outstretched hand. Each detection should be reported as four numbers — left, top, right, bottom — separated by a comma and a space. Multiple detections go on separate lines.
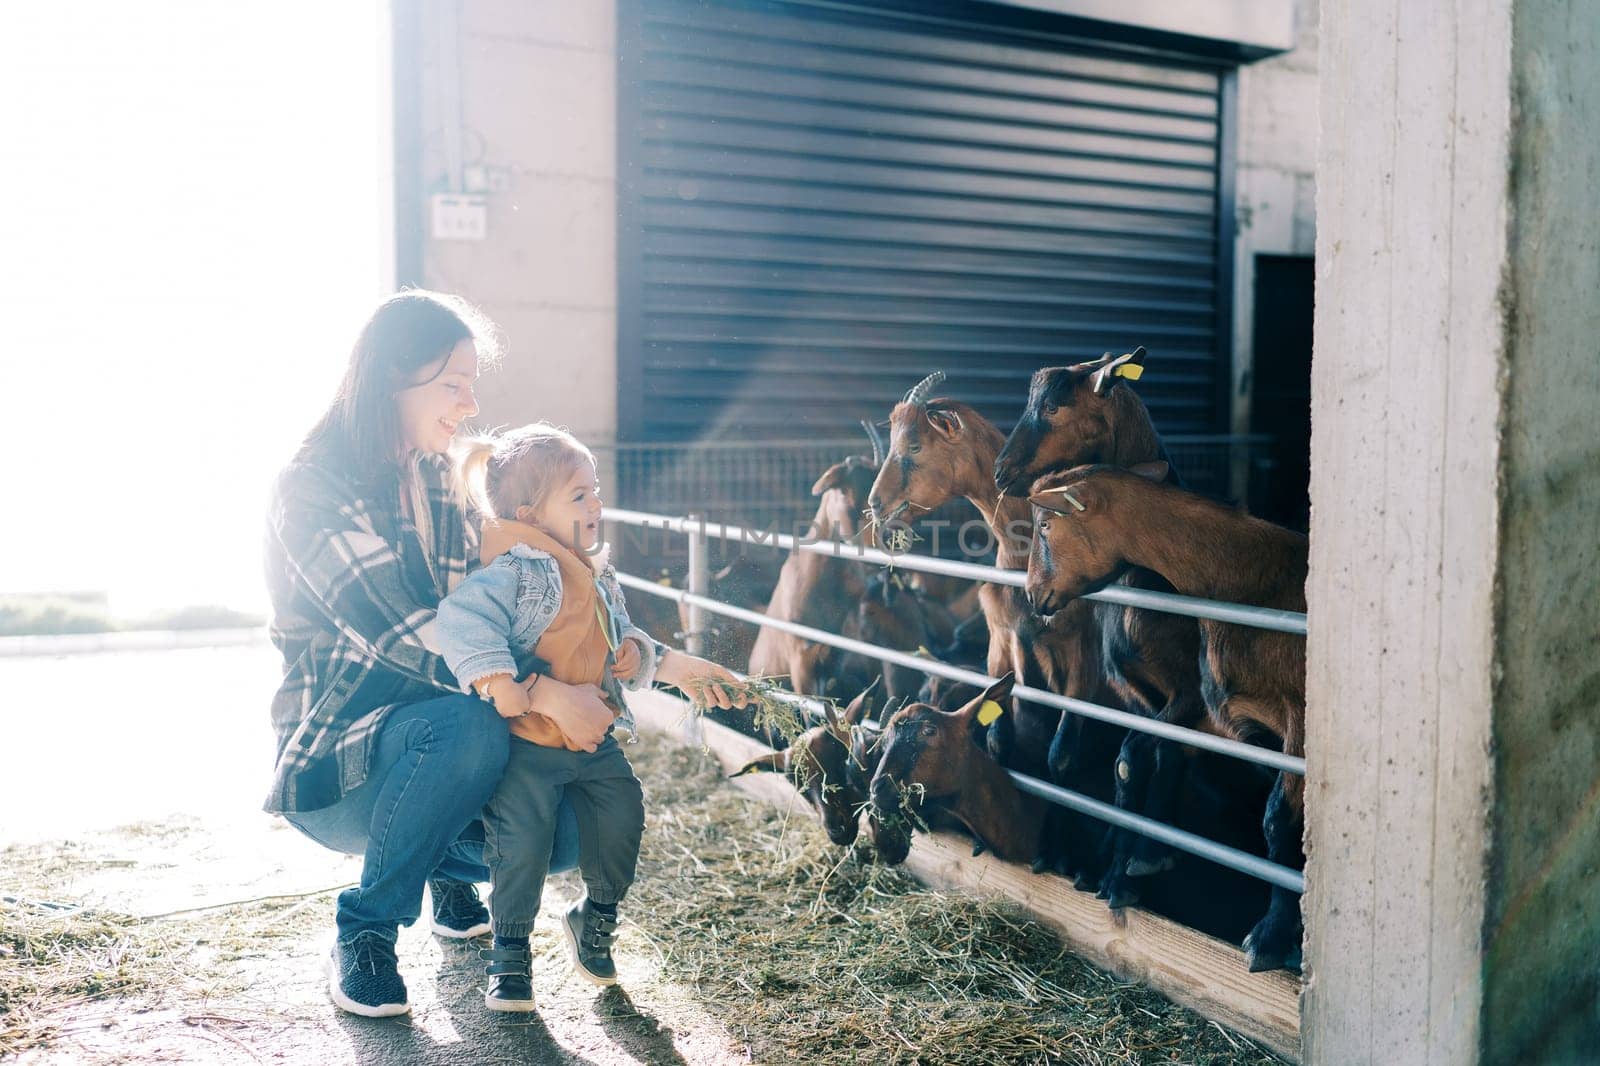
610, 638, 643, 680
657, 650, 749, 710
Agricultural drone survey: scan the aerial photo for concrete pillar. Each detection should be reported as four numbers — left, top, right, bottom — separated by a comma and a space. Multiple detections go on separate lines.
1305, 2, 1599, 1063
418, 0, 619, 444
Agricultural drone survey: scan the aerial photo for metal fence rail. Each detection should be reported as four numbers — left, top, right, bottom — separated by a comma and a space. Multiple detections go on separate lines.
607, 507, 1308, 636
607, 501, 1308, 895
619, 573, 1306, 895
617, 572, 1304, 776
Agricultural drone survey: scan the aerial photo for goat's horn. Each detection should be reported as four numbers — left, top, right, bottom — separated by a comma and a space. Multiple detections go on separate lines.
902, 370, 946, 407
860, 419, 885, 467
1038, 485, 1087, 511
1091, 351, 1140, 395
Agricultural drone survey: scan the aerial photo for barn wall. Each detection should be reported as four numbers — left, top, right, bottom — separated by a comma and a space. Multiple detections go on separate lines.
409, 0, 1315, 451
416, 0, 621, 443
1306, 1, 1599, 1061
1228, 0, 1318, 445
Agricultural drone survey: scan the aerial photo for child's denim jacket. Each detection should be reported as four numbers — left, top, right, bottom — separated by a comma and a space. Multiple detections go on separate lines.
436, 542, 658, 740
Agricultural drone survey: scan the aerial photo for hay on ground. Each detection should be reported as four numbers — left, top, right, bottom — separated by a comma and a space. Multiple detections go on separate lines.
623, 736, 1286, 1066
2, 734, 1286, 1064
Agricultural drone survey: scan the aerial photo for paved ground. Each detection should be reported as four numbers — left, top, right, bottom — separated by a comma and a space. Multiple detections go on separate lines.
1, 645, 750, 1065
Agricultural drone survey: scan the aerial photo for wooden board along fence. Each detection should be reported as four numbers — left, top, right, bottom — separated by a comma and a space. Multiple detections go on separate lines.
629, 689, 1303, 1061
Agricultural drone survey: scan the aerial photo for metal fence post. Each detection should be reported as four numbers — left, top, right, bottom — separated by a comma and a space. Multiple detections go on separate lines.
683, 513, 708, 746
686, 513, 707, 657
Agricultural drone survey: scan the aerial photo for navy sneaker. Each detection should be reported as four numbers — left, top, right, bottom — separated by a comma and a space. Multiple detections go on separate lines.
480, 941, 537, 1012
561, 899, 619, 986
429, 878, 491, 939
328, 930, 409, 1018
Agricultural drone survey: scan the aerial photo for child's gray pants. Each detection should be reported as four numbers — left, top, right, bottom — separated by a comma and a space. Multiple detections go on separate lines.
482, 733, 644, 938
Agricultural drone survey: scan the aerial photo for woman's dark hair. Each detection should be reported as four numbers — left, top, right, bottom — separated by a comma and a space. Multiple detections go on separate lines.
301, 290, 500, 479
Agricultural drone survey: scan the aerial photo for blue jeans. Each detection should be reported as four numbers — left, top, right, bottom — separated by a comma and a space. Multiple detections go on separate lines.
283, 693, 580, 941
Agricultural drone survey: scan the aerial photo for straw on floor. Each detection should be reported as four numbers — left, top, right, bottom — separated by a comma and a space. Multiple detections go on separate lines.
2, 733, 1285, 1064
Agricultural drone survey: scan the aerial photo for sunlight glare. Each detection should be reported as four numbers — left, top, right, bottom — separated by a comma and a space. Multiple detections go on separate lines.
0, 2, 385, 614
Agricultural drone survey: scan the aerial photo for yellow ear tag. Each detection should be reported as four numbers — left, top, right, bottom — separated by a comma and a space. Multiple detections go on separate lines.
1113, 363, 1144, 381
977, 700, 1005, 726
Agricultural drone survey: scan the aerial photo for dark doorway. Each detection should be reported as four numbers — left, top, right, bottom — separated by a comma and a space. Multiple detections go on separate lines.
1248, 255, 1313, 530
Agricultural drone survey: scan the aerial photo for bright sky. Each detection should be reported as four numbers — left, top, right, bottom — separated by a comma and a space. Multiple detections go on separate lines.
0, 2, 383, 614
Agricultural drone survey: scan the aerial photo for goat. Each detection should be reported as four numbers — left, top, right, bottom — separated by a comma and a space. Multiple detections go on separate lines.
622, 556, 774, 668
728, 681, 964, 864
915, 612, 990, 710
746, 454, 878, 697
864, 372, 1120, 880
905, 570, 984, 623
690, 555, 775, 670
868, 673, 1047, 865
838, 570, 959, 707
837, 692, 984, 863
993, 349, 1243, 908
730, 685, 877, 846
1026, 462, 1307, 973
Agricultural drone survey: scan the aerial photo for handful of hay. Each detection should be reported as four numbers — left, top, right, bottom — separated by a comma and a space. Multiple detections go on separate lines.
675, 674, 813, 747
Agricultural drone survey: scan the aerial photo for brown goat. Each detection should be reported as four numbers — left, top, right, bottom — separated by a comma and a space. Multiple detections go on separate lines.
1026, 463, 1307, 972
906, 571, 984, 623
994, 351, 1229, 908
728, 683, 953, 864
730, 686, 877, 846
915, 611, 991, 710
838, 570, 959, 706
621, 557, 775, 668
868, 673, 1046, 865
747, 456, 877, 698
687, 555, 775, 670
865, 373, 1120, 879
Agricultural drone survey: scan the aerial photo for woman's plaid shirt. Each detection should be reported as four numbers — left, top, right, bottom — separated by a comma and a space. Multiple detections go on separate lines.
263, 448, 476, 814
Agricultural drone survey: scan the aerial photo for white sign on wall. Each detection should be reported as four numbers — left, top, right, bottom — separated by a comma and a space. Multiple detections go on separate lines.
430, 194, 487, 241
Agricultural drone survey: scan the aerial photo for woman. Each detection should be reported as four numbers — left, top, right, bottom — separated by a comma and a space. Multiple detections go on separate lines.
263, 291, 735, 1018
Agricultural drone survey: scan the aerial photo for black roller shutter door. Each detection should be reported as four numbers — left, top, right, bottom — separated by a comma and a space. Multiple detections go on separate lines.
619, 0, 1227, 442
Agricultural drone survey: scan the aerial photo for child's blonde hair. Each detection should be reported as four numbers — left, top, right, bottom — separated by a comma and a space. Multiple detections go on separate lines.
452, 422, 595, 521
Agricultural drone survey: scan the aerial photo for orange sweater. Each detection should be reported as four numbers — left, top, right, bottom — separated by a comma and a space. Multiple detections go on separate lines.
477, 519, 616, 749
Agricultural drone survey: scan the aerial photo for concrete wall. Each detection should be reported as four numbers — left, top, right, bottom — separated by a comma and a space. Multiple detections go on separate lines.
417, 0, 620, 443
1485, 5, 1600, 1060
1230, 0, 1319, 440
1306, 1, 1599, 1062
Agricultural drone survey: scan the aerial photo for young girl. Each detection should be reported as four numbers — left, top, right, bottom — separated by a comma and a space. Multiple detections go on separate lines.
437, 422, 741, 1012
